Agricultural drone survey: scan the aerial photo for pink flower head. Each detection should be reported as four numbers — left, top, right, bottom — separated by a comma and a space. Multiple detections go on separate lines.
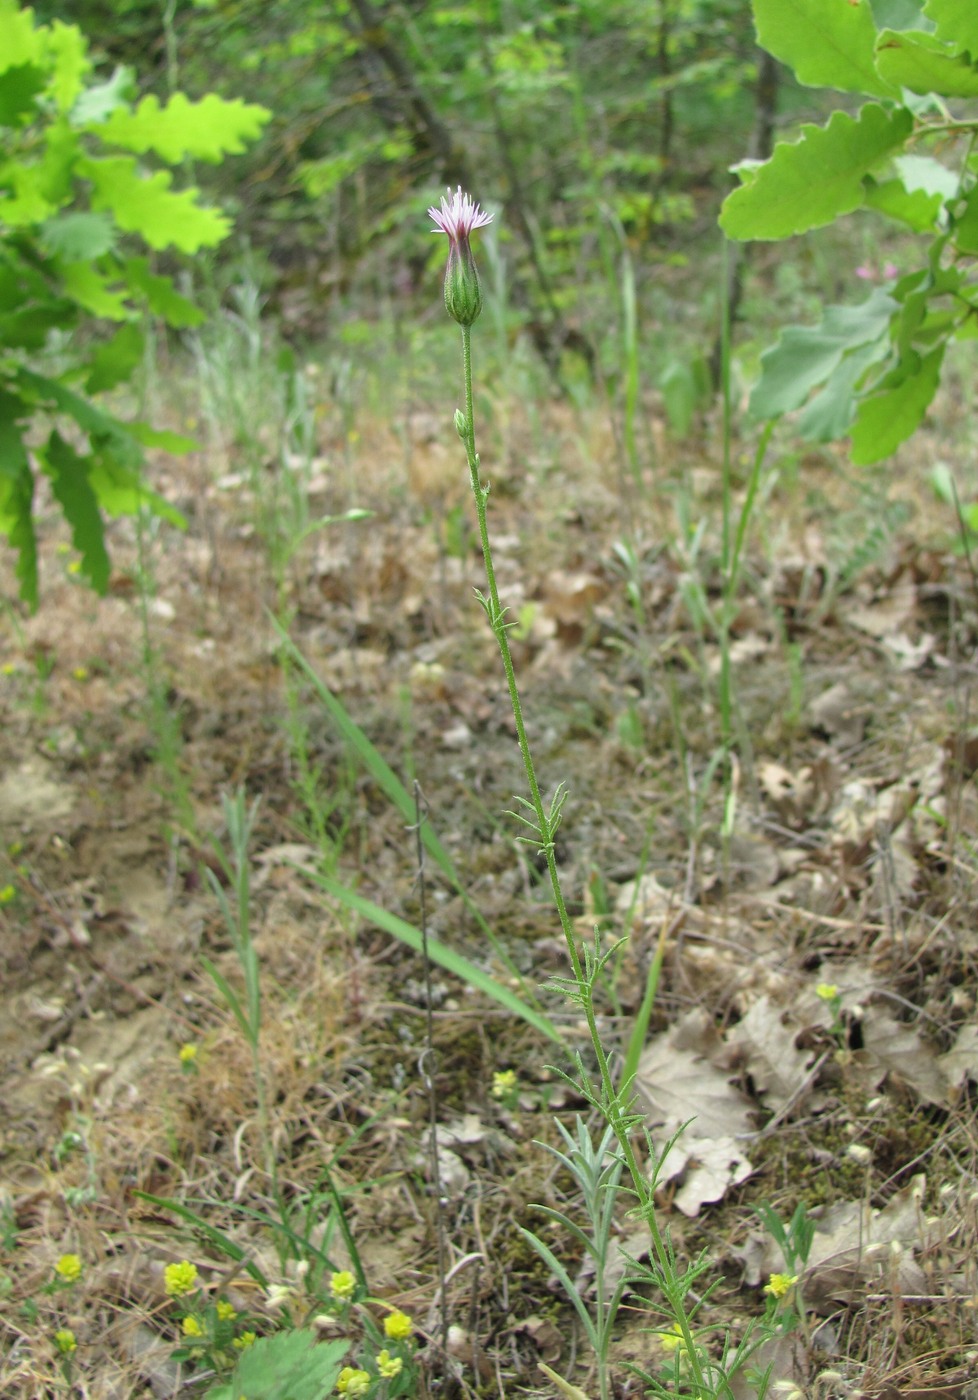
429, 187, 493, 326
428, 186, 494, 243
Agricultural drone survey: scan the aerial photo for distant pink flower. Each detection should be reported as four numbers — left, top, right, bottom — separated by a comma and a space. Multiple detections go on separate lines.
429, 186, 493, 326
855, 265, 873, 280
883, 261, 898, 279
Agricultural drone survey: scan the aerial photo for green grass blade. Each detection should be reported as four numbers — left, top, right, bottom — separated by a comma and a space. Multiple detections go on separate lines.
133, 1191, 270, 1286
271, 615, 545, 1006
308, 870, 563, 1047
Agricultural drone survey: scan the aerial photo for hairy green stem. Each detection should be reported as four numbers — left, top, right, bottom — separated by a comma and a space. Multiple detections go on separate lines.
459, 324, 708, 1389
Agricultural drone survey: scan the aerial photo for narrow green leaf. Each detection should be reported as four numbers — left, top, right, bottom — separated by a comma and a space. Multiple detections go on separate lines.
753, 0, 898, 97
307, 872, 564, 1047
95, 91, 270, 164
850, 344, 944, 462
721, 105, 913, 241
923, 0, 978, 58
131, 1192, 270, 1286
42, 432, 110, 593
271, 619, 541, 1001
875, 28, 978, 95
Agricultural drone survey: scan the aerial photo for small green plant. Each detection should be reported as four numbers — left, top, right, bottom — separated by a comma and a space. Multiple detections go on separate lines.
518, 1118, 637, 1400
201, 791, 278, 1201
755, 1200, 816, 1343
0, 2, 268, 608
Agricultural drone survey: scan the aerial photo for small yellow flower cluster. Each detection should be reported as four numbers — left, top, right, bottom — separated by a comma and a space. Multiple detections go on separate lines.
216, 1299, 237, 1322
383, 1309, 413, 1341
233, 1331, 257, 1350
329, 1269, 356, 1301
164, 1260, 198, 1297
178, 1043, 198, 1064
764, 1272, 799, 1299
337, 1366, 371, 1396
0, 883, 15, 904
491, 1069, 517, 1100
54, 1328, 77, 1355
815, 982, 839, 1002
182, 1315, 204, 1338
55, 1253, 82, 1283
376, 1349, 402, 1379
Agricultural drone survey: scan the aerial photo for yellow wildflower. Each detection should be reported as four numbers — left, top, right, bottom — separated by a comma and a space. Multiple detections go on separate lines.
182, 1315, 204, 1337
233, 1330, 257, 1349
164, 1260, 198, 1297
329, 1269, 355, 1301
659, 1321, 687, 1354
764, 1272, 799, 1299
491, 1069, 517, 1100
216, 1300, 237, 1321
816, 983, 839, 1002
0, 885, 15, 904
376, 1349, 403, 1379
54, 1328, 77, 1354
178, 1043, 198, 1064
383, 1309, 413, 1340
55, 1253, 82, 1283
337, 1366, 371, 1396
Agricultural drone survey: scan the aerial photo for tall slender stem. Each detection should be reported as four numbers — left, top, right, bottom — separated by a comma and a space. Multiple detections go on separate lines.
458, 324, 707, 1389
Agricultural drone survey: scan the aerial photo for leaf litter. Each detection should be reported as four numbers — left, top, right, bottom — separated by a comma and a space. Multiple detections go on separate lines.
1, 390, 977, 1397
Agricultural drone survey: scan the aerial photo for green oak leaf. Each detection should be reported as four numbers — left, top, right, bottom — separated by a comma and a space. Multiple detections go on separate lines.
864, 176, 944, 230
753, 0, 898, 97
0, 63, 45, 124
721, 104, 913, 241
81, 155, 230, 252
954, 183, 978, 253
850, 344, 944, 462
923, 0, 978, 58
42, 431, 110, 594
875, 28, 978, 96
749, 288, 897, 419
123, 257, 205, 327
85, 322, 144, 394
95, 91, 269, 163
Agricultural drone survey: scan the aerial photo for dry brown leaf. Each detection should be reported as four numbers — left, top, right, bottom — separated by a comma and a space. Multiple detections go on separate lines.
937, 1024, 978, 1095
858, 1005, 949, 1107
723, 995, 817, 1113
635, 1009, 755, 1215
